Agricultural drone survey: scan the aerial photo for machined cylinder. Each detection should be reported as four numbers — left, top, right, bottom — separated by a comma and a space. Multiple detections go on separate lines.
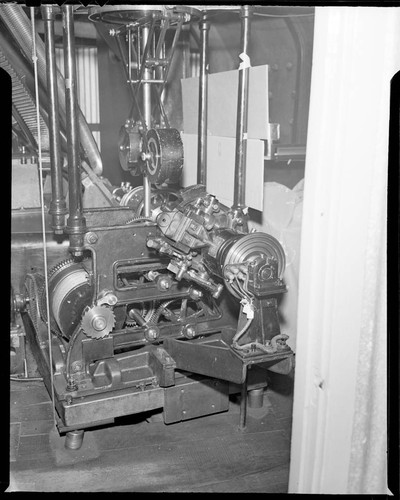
62, 5, 86, 254
141, 24, 152, 217
42, 5, 67, 234
233, 5, 252, 209
197, 12, 210, 185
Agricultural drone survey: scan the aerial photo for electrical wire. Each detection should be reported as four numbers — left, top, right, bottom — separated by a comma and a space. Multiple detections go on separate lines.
31, 6, 57, 427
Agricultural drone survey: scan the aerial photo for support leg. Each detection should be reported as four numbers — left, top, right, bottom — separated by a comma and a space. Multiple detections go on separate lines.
239, 368, 248, 431
65, 429, 84, 450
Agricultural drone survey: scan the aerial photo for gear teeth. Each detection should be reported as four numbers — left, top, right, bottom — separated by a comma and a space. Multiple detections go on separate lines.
81, 305, 116, 339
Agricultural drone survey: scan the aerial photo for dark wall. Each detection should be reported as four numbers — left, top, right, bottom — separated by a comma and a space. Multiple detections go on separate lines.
97, 33, 137, 187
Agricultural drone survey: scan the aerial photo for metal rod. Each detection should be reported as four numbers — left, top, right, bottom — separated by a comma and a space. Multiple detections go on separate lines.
233, 5, 252, 209
42, 5, 67, 234
128, 27, 132, 82
142, 24, 152, 217
136, 18, 157, 99
155, 18, 169, 59
239, 367, 248, 430
115, 35, 146, 127
197, 12, 210, 185
62, 4, 86, 256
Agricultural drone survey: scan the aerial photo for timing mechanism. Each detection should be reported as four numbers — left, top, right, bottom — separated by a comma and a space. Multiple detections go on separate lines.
118, 119, 142, 175
142, 128, 183, 185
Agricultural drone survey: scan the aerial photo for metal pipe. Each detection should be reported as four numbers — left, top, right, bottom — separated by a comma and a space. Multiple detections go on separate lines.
62, 4, 86, 256
0, 4, 103, 175
42, 5, 67, 234
233, 5, 252, 209
142, 24, 152, 218
197, 12, 210, 186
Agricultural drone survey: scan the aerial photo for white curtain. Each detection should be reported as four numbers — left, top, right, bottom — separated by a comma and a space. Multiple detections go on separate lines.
289, 7, 400, 494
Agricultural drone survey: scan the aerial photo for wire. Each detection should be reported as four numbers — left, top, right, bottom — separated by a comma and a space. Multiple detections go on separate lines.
232, 317, 253, 345
31, 7, 57, 427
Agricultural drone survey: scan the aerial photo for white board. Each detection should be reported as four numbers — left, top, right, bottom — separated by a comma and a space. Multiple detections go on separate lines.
181, 133, 264, 211
181, 64, 269, 139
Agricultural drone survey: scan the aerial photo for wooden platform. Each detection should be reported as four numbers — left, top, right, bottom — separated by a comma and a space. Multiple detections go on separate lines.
8, 367, 294, 493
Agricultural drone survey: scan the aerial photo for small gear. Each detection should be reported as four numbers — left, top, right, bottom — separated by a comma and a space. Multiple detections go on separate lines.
81, 305, 116, 339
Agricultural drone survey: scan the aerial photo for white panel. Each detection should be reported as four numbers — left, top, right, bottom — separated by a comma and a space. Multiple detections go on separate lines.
55, 46, 100, 150
181, 64, 269, 139
181, 133, 264, 211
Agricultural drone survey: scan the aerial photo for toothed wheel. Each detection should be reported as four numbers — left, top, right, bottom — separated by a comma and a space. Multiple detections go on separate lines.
39, 259, 93, 339
24, 273, 44, 333
81, 305, 116, 339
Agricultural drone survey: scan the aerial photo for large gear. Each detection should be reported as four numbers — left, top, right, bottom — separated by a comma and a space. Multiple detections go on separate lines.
39, 259, 93, 339
38, 259, 77, 335
24, 273, 44, 333
81, 305, 116, 339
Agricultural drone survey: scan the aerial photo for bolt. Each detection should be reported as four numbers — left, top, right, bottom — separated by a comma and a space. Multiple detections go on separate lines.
92, 316, 107, 331
85, 231, 98, 245
72, 362, 82, 373
286, 62, 293, 70
146, 327, 159, 340
65, 395, 73, 405
183, 326, 196, 339
66, 377, 77, 392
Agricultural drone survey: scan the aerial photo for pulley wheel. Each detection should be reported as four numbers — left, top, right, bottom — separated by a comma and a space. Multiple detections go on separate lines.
145, 128, 183, 185
222, 232, 286, 279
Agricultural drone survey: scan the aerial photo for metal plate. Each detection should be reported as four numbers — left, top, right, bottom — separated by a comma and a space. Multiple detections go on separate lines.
164, 375, 229, 424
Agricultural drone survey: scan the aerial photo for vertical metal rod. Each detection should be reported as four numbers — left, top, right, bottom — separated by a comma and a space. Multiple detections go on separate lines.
239, 368, 248, 430
62, 4, 86, 255
42, 5, 67, 234
142, 24, 152, 217
128, 27, 132, 82
233, 5, 252, 209
197, 12, 210, 186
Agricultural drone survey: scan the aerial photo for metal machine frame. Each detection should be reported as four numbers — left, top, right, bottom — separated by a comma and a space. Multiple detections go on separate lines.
9, 4, 294, 446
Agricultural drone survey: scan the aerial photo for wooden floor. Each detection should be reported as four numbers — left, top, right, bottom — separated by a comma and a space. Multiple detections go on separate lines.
8, 357, 294, 493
